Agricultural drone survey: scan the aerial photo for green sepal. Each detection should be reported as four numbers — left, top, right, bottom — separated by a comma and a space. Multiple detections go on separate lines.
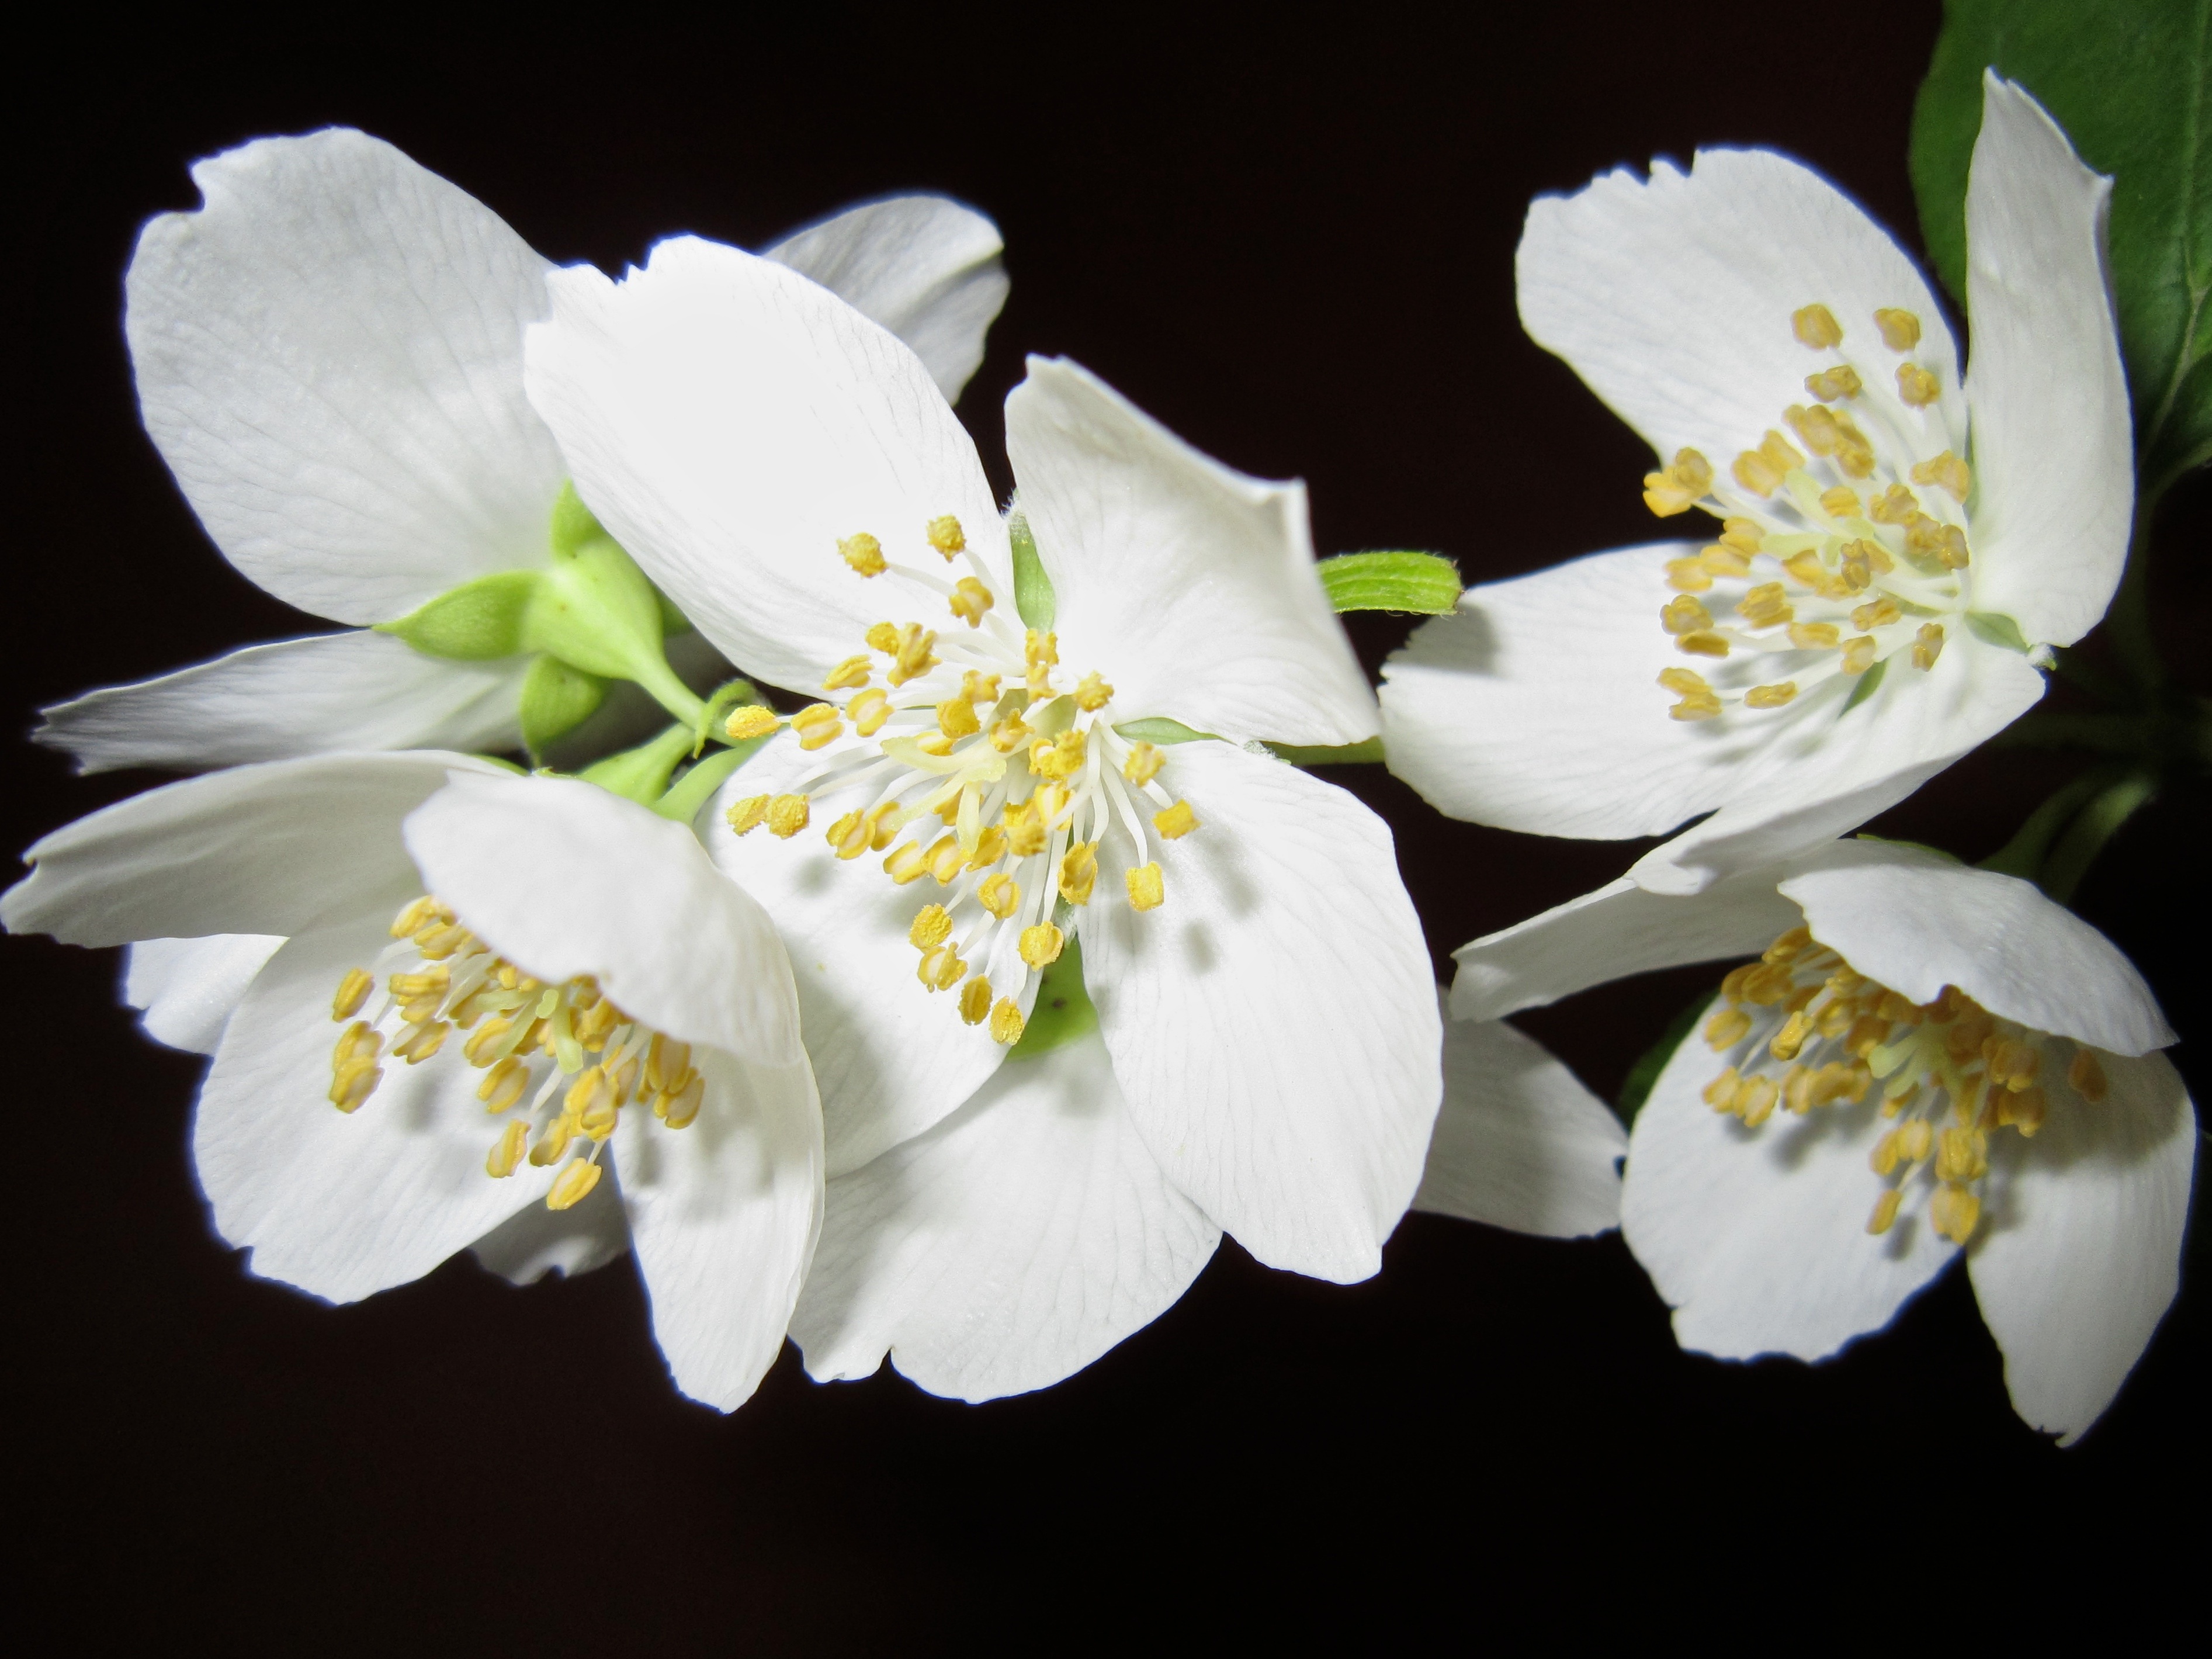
1008, 934, 1100, 1058
1615, 989, 1715, 1128
549, 479, 605, 557
579, 721, 696, 806
1965, 610, 2033, 654
1113, 717, 1215, 746
1840, 654, 1888, 714
377, 570, 540, 661
1316, 551, 1464, 614
654, 739, 766, 823
1264, 737, 1385, 765
464, 754, 529, 775
1009, 508, 1056, 631
522, 532, 706, 730
518, 654, 608, 757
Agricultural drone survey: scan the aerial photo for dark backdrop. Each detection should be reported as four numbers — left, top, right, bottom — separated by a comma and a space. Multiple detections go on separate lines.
10, 4, 2204, 1645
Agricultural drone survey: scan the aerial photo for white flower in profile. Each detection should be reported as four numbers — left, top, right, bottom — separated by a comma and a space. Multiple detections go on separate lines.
39, 127, 1011, 773
522, 235, 1451, 1398
1381, 75, 2131, 895
1454, 838, 2195, 1444
2, 755, 821, 1410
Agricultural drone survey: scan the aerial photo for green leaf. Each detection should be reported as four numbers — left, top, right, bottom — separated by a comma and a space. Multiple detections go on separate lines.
1316, 551, 1464, 614
1112, 717, 1215, 745
376, 570, 539, 660
1008, 510, 1055, 631
518, 654, 607, 757
1911, 0, 2212, 494
1007, 934, 1100, 1058
1264, 737, 1385, 765
1616, 990, 1715, 1128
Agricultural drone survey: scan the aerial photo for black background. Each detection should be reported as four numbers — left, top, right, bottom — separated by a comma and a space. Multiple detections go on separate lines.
11, 4, 2205, 1646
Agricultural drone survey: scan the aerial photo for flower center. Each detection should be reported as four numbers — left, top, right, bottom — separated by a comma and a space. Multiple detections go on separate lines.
1640, 303, 1975, 722
720, 514, 1200, 1042
327, 894, 705, 1210
1697, 922, 2112, 1245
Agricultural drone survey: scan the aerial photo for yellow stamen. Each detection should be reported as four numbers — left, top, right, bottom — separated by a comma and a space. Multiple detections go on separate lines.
1818, 485, 1860, 517
967, 826, 1008, 869
826, 809, 873, 861
1732, 431, 1806, 497
823, 656, 872, 692
1805, 365, 1863, 402
909, 905, 954, 950
979, 872, 1020, 920
726, 705, 782, 742
791, 702, 842, 751
1665, 557, 1714, 593
726, 794, 772, 836
1126, 863, 1165, 912
765, 794, 810, 838
1895, 363, 1940, 407
487, 1121, 529, 1179
1122, 742, 1165, 786
1873, 308, 1922, 351
329, 1021, 383, 1111
1866, 1187, 1903, 1235
390, 896, 446, 939
1770, 1010, 1811, 1060
962, 671, 1001, 705
1867, 483, 1919, 524
479, 1057, 529, 1113
840, 533, 886, 577
547, 1158, 602, 1211
990, 999, 1026, 1045
1020, 923, 1066, 968
1911, 623, 1945, 671
529, 1113, 575, 1167
1074, 671, 1114, 711
332, 968, 373, 1021
938, 697, 980, 739
926, 833, 967, 886
1677, 631, 1729, 658
1705, 1007, 1752, 1050
1660, 595, 1712, 636
1840, 636, 1877, 676
1792, 303, 1843, 348
1642, 448, 1714, 517
391, 1020, 450, 1064
2068, 1048, 2109, 1103
989, 714, 1032, 754
1851, 596, 1901, 631
949, 577, 994, 628
1738, 582, 1794, 629
1658, 666, 1721, 721
1059, 842, 1099, 906
865, 621, 901, 652
1910, 451, 1971, 501
1788, 622, 1840, 650
959, 976, 993, 1026
660, 1075, 705, 1130
1003, 800, 1046, 857
926, 515, 966, 558
1704, 1068, 1741, 1111
848, 689, 892, 736
1930, 1182, 1981, 1243
1744, 682, 1797, 709
1024, 628, 1059, 695
887, 624, 940, 687
917, 941, 966, 991
1153, 799, 1199, 839
1736, 1077, 1778, 1125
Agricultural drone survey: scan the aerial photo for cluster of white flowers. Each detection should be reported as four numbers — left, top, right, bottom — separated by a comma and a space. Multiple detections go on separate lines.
4, 75, 2192, 1441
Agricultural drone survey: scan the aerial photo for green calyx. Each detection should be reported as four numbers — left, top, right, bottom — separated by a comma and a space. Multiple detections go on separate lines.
1009, 508, 1056, 631
1008, 934, 1100, 1058
568, 680, 771, 819
1318, 551, 1463, 614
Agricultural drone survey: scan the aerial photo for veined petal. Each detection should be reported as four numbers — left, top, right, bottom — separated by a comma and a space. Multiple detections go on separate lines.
613, 1047, 823, 1412
1450, 870, 1799, 1023
525, 236, 1009, 696
198, 908, 557, 1301
469, 1176, 632, 1285
125, 934, 285, 1055
127, 129, 566, 625
1080, 740, 1440, 1283
1518, 146, 1960, 467
764, 195, 1008, 406
1629, 632, 2045, 894
1969, 1050, 2196, 1445
37, 632, 528, 774
1006, 357, 1375, 746
1621, 1007, 1957, 1361
1777, 840, 2175, 1054
403, 772, 801, 1066
1414, 1013, 1625, 1239
705, 736, 1006, 1175
1382, 543, 1740, 837
1958, 75, 2132, 649
1, 751, 505, 945
792, 1029, 1219, 1402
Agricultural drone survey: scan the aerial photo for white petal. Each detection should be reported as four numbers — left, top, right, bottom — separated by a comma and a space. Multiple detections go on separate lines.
469, 1175, 632, 1285
1621, 1012, 1957, 1360
403, 771, 800, 1065
1969, 1049, 2197, 1445
1958, 77, 2132, 649
1381, 543, 1741, 837
1517, 146, 1960, 467
525, 236, 1009, 696
763, 195, 1009, 405
1414, 1014, 1625, 1239
127, 129, 566, 625
197, 907, 556, 1301
37, 632, 528, 774
125, 934, 285, 1054
1, 750, 502, 945
1629, 631, 2046, 894
1450, 869, 1799, 1021
1005, 356, 1376, 747
1079, 740, 1440, 1282
613, 1047, 823, 1411
704, 735, 1006, 1174
1776, 840, 2175, 1054
792, 1028, 1219, 1401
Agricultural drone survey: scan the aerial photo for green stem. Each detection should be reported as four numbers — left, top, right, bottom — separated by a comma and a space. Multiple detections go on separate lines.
1978, 764, 2126, 882
2040, 771, 2160, 906
578, 722, 699, 806
653, 739, 765, 823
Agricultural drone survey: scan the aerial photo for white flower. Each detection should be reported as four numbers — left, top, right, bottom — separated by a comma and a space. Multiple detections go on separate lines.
1380, 75, 2131, 895
38, 127, 1010, 774
2, 754, 821, 1411
521, 234, 1445, 1396
1454, 838, 2196, 1443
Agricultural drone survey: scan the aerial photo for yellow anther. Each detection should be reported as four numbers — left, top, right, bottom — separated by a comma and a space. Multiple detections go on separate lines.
990, 999, 1026, 1046
1851, 596, 1902, 631
1641, 447, 1714, 517
840, 533, 887, 577
927, 833, 967, 885
528, 1112, 574, 1166
917, 941, 967, 991
1873, 307, 1922, 351
1906, 517, 1971, 569
967, 826, 1008, 869
1935, 1125, 1989, 1184
1930, 1182, 1981, 1244
1837, 545, 1872, 593
391, 1020, 450, 1064
2068, 1048, 2109, 1103
1744, 682, 1797, 709
1818, 486, 1861, 518
1704, 1068, 1741, 1111
1866, 1187, 1903, 1235
1895, 363, 1940, 407
1998, 1085, 2047, 1136
1122, 741, 1165, 786
1786, 622, 1839, 650
659, 1075, 705, 1130
1717, 518, 1762, 554
1793, 304, 1844, 348
1020, 923, 1066, 968
546, 1158, 604, 1211
1840, 635, 1878, 675
414, 922, 473, 961
1659, 665, 1722, 721
1784, 402, 1843, 457
865, 621, 901, 653
826, 809, 871, 861
1910, 451, 1971, 501
479, 1057, 529, 1114
1677, 631, 1729, 658
911, 903, 955, 950
887, 624, 941, 687
1705, 1007, 1752, 1050
960, 976, 993, 1026
1779, 550, 1843, 598
949, 576, 994, 628
1736, 1076, 1778, 1126
1738, 582, 1794, 629
573, 996, 618, 1052
484, 1120, 529, 1179
727, 794, 772, 836
1763, 926, 1812, 963
1003, 800, 1046, 857
332, 968, 373, 1021
1660, 594, 1712, 636
938, 696, 981, 739
1059, 841, 1099, 906
842, 688, 889, 737
1665, 557, 1714, 593
883, 841, 931, 885
791, 703, 842, 751
1153, 799, 1199, 840
329, 1022, 384, 1111
1126, 863, 1165, 912
925, 515, 966, 558
1897, 1119, 1933, 1163
1984, 1037, 2040, 1090
643, 1035, 688, 1097
989, 714, 1033, 754
724, 706, 781, 743
962, 671, 1002, 705
390, 895, 446, 938
1031, 728, 1087, 780
1024, 628, 1059, 695
979, 871, 1021, 920
1829, 414, 1877, 479
1732, 431, 1806, 497
1770, 1009, 1811, 1061
1867, 483, 1918, 524
1074, 671, 1114, 712
1805, 365, 1863, 402
765, 794, 810, 838
463, 1014, 515, 1067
